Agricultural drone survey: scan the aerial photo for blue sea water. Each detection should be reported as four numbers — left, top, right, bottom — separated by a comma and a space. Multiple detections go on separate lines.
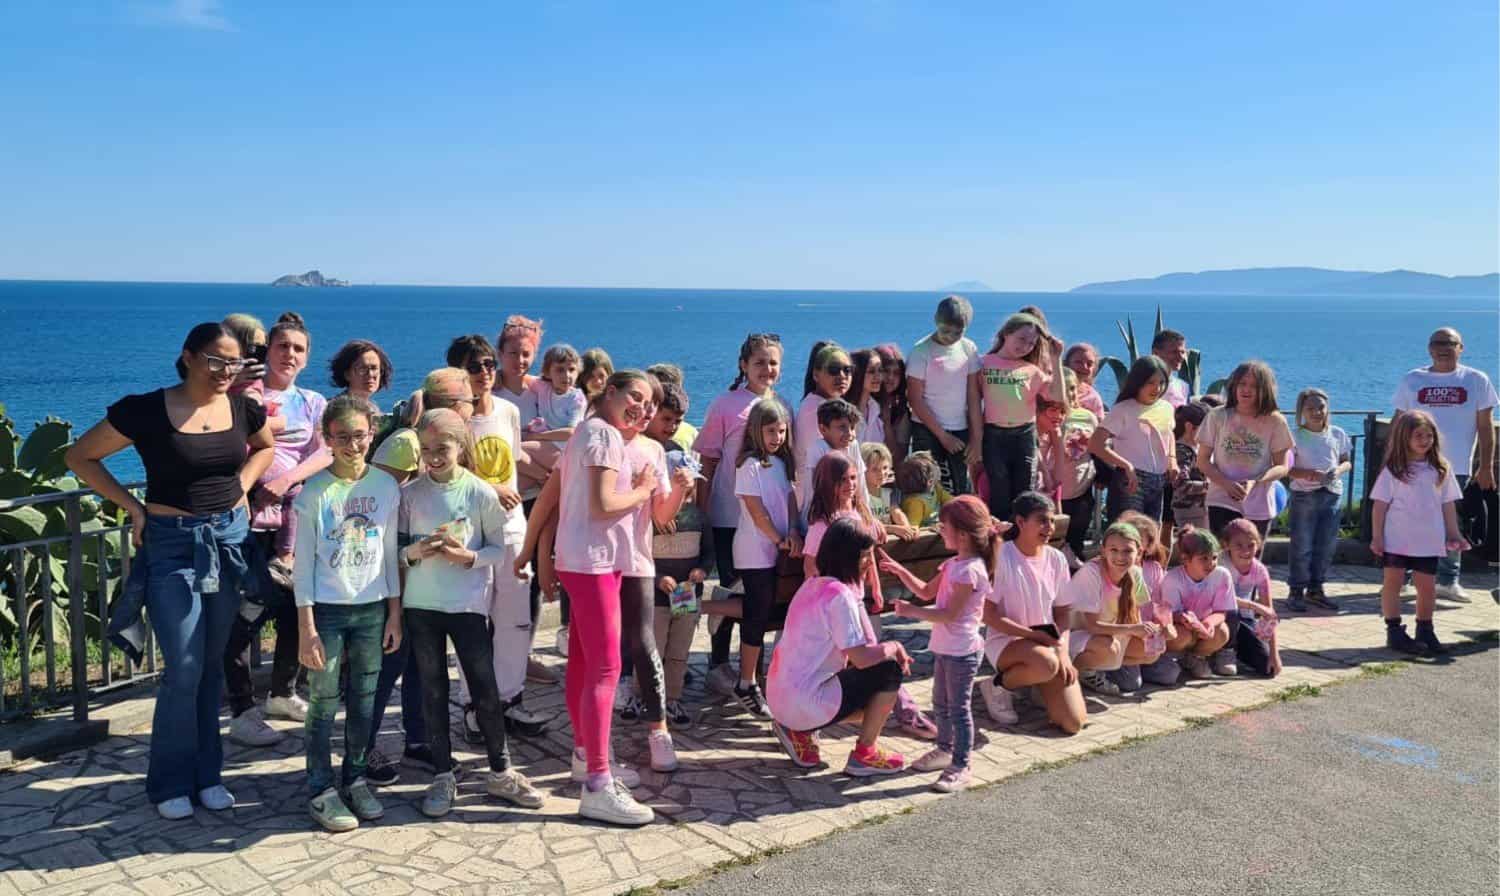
1, 280, 1495, 484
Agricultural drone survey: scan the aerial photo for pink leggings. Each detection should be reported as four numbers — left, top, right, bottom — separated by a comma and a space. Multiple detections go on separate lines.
558, 570, 624, 776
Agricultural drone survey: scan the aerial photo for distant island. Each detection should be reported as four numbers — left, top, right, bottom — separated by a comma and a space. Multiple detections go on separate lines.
272, 269, 349, 288
1070, 267, 1499, 297
941, 280, 994, 293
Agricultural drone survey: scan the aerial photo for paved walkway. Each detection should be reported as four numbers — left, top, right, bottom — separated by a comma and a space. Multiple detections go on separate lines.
1, 564, 1496, 896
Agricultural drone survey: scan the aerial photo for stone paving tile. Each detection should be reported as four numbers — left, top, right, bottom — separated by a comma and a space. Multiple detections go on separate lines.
0, 564, 1495, 896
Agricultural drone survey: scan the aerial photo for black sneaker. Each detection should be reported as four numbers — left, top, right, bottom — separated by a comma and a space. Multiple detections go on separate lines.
403, 743, 435, 771
618, 695, 644, 722
462, 705, 484, 745
1414, 624, 1449, 654
365, 750, 400, 786
1286, 587, 1307, 612
666, 700, 692, 727
1306, 587, 1338, 611
733, 682, 770, 719
1385, 624, 1423, 655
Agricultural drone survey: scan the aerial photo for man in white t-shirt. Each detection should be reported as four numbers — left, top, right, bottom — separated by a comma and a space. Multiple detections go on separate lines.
1151, 329, 1191, 408
906, 295, 982, 496
1392, 326, 1498, 601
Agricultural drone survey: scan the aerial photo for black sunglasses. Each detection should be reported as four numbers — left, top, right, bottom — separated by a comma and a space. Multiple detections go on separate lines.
825, 364, 854, 376
465, 358, 498, 374
1429, 339, 1460, 348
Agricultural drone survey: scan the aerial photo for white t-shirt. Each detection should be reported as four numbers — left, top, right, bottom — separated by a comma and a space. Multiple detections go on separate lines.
907, 334, 980, 431
733, 456, 794, 570
693, 388, 788, 528
1392, 365, 1498, 477
859, 396, 885, 447
1290, 425, 1352, 494
798, 438, 869, 522
291, 467, 401, 608
1163, 375, 1191, 409
1370, 462, 1463, 558
793, 393, 828, 477
984, 541, 1072, 663
1099, 398, 1175, 475
555, 417, 635, 575
622, 435, 670, 578
928, 556, 991, 657
399, 469, 510, 615
766, 577, 876, 732
1159, 566, 1236, 618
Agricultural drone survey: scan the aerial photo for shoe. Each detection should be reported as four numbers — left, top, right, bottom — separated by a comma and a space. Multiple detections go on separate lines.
197, 784, 235, 811
895, 707, 939, 740
613, 685, 635, 714
1306, 588, 1338, 611
403, 744, 435, 771
309, 788, 358, 832
647, 729, 679, 772
619, 695, 645, 722
845, 743, 906, 777
979, 677, 1019, 725
1141, 655, 1181, 686
570, 749, 641, 788
1386, 624, 1423, 655
912, 748, 953, 772
228, 708, 283, 747
706, 664, 739, 698
487, 769, 545, 809
462, 705, 484, 745
421, 772, 458, 818
1400, 581, 1415, 598
157, 796, 194, 820
733, 682, 770, 719
1211, 649, 1238, 676
1181, 653, 1212, 680
665, 700, 692, 727
526, 656, 559, 684
365, 750, 399, 786
578, 779, 654, 827
504, 699, 546, 738
265, 694, 309, 722
1414, 623, 1449, 654
267, 556, 295, 590
1109, 665, 1142, 694
554, 626, 570, 657
1080, 669, 1122, 696
1434, 582, 1471, 603
344, 778, 384, 820
773, 723, 822, 768
933, 766, 972, 793
1286, 588, 1307, 612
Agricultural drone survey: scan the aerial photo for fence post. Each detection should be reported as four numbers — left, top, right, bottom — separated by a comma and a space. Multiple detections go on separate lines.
65, 497, 89, 723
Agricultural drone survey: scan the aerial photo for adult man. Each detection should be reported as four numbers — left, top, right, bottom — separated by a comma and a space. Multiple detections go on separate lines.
1152, 329, 1191, 408
1392, 327, 1498, 602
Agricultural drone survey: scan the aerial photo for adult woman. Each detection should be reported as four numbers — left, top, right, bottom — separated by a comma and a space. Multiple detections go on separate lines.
329, 339, 394, 410
222, 312, 331, 747
68, 323, 274, 819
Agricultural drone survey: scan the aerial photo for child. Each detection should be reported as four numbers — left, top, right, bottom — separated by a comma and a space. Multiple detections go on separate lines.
873, 343, 911, 467
520, 343, 587, 435
803, 452, 883, 607
977, 312, 1069, 520
861, 441, 917, 538
1220, 518, 1282, 677
1166, 401, 1211, 536
1197, 361, 1295, 538
844, 348, 886, 447
1115, 510, 1171, 689
881, 495, 1000, 793
795, 343, 856, 495
896, 451, 952, 527
1159, 527, 1235, 679
293, 396, 403, 832
1090, 356, 1177, 524
731, 398, 803, 717
1064, 343, 1107, 419
1047, 370, 1098, 569
906, 295, 982, 495
1064, 521, 1165, 697
645, 362, 698, 451
1370, 410, 1467, 655
1286, 388, 1352, 611
798, 398, 872, 522
579, 348, 615, 401
979, 491, 1085, 735
398, 409, 544, 818
1035, 394, 1067, 500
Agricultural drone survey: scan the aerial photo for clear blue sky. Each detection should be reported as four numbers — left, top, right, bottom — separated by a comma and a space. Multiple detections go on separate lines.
1, 1, 1495, 291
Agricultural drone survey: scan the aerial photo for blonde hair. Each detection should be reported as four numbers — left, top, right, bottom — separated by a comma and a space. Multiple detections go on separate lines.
860, 440, 893, 470
415, 408, 477, 473
404, 367, 471, 423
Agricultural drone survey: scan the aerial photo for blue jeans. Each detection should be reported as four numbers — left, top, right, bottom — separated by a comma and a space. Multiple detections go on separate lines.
1106, 467, 1166, 524
1437, 474, 1469, 586
369, 630, 427, 751
932, 651, 982, 769
142, 507, 251, 803
306, 601, 387, 794
1287, 488, 1340, 590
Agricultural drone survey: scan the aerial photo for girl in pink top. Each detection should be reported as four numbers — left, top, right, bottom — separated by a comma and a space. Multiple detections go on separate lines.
1090, 355, 1178, 525
1220, 518, 1281, 677
1159, 527, 1235, 680
802, 452, 882, 605
976, 313, 1068, 522
881, 495, 1003, 793
1064, 343, 1107, 419
1063, 521, 1165, 697
842, 348, 886, 448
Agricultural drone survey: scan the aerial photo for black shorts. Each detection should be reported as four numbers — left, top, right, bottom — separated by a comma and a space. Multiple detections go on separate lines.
829, 660, 903, 724
1382, 553, 1440, 575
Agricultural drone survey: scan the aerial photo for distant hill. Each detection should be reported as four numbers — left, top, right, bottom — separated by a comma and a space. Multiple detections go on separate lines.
941, 280, 994, 293
1070, 267, 1498, 297
272, 269, 349, 288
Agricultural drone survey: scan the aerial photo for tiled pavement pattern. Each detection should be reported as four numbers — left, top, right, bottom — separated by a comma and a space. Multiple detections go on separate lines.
1, 564, 1496, 896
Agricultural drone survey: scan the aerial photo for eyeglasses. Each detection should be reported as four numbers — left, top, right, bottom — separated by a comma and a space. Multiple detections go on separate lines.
202, 354, 247, 374
328, 432, 372, 447
1429, 339, 1461, 348
825, 364, 854, 376
352, 363, 383, 375
465, 358, 498, 374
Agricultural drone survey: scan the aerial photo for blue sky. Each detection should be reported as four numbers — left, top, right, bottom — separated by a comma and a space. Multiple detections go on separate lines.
0, 1, 1494, 291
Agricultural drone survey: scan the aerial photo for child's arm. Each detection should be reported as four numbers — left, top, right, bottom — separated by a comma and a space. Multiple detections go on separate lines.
1043, 338, 1069, 409
1442, 499, 1469, 552
1050, 603, 1078, 684
785, 489, 803, 556
1089, 425, 1138, 493
516, 468, 561, 573
532, 427, 576, 442
1234, 597, 1275, 618
1369, 498, 1389, 555
741, 494, 785, 545
592, 465, 655, 518
896, 580, 971, 624
875, 549, 937, 600
652, 466, 693, 529
964, 371, 985, 466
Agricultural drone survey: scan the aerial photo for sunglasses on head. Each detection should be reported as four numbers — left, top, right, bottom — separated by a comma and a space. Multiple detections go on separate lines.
750, 332, 782, 343
465, 358, 498, 374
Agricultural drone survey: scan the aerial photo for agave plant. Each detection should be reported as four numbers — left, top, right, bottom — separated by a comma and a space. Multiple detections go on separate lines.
1098, 306, 1227, 398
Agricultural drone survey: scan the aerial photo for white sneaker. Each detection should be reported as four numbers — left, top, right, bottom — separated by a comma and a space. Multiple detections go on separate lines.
228, 708, 283, 747
912, 748, 953, 772
1435, 582, 1471, 603
647, 729, 678, 772
570, 748, 641, 788
1400, 581, 1416, 597
157, 796, 194, 820
197, 784, 235, 811
555, 626, 570, 657
579, 779, 654, 827
979, 677, 1019, 725
264, 694, 309, 722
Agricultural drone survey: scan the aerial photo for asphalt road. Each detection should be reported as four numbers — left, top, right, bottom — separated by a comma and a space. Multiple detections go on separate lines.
680, 646, 1500, 896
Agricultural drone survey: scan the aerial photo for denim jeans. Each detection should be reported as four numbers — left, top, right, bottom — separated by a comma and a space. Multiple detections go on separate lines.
405, 608, 511, 775
368, 636, 426, 751
305, 601, 387, 794
1060, 490, 1096, 559
1287, 487, 1340, 590
981, 422, 1037, 521
1437, 474, 1469, 586
911, 422, 973, 496
141, 507, 251, 803
1105, 467, 1166, 525
931, 651, 982, 769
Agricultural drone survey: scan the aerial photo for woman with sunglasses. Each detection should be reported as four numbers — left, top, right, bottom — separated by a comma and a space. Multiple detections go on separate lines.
795, 342, 858, 504
67, 322, 275, 819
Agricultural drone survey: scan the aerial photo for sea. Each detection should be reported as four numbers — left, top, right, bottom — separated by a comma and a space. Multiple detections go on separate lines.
1, 280, 1495, 487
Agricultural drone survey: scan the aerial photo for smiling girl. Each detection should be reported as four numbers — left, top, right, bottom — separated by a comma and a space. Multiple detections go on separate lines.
1090, 355, 1178, 525
977, 313, 1069, 521
1196, 361, 1295, 538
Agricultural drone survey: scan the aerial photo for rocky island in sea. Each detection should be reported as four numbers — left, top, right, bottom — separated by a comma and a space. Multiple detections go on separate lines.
271, 269, 350, 288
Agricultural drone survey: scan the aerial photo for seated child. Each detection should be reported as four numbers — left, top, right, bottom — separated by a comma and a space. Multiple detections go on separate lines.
860, 441, 918, 539
1220, 518, 1281, 677
1159, 526, 1234, 680
897, 451, 953, 527
1064, 520, 1165, 697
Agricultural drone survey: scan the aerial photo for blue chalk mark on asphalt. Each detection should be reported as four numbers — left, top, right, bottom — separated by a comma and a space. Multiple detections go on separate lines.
1354, 736, 1440, 770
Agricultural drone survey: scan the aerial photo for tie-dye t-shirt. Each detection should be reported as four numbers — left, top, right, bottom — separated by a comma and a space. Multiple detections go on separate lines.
1197, 408, 1294, 519
1100, 399, 1175, 475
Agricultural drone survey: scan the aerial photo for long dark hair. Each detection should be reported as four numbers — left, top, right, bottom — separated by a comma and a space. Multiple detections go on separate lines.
176, 322, 235, 379
729, 332, 783, 391
1116, 355, 1172, 405
873, 343, 908, 422
816, 517, 876, 585
842, 348, 881, 409
807, 451, 855, 526
802, 341, 849, 398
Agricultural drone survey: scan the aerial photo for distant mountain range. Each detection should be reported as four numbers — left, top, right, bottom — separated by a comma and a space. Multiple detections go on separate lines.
1070, 267, 1498, 297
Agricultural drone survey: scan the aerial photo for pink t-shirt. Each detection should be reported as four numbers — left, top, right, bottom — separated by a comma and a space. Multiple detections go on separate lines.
554, 417, 634, 575
1100, 398, 1175, 475
1223, 556, 1273, 620
927, 556, 991, 657
1159, 566, 1236, 618
1075, 382, 1107, 419
1197, 408, 1295, 519
621, 435, 670, 578
693, 388, 786, 528
1062, 559, 1149, 626
984, 541, 1072, 661
1142, 559, 1165, 596
1370, 462, 1463, 558
980, 356, 1048, 428
803, 509, 859, 559
766, 577, 876, 732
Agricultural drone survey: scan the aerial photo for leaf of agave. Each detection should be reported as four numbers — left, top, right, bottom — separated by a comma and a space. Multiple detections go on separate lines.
1154, 305, 1164, 337
1101, 357, 1130, 395
0, 506, 48, 543
1183, 349, 1202, 395
17, 420, 70, 474
1206, 377, 1229, 397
